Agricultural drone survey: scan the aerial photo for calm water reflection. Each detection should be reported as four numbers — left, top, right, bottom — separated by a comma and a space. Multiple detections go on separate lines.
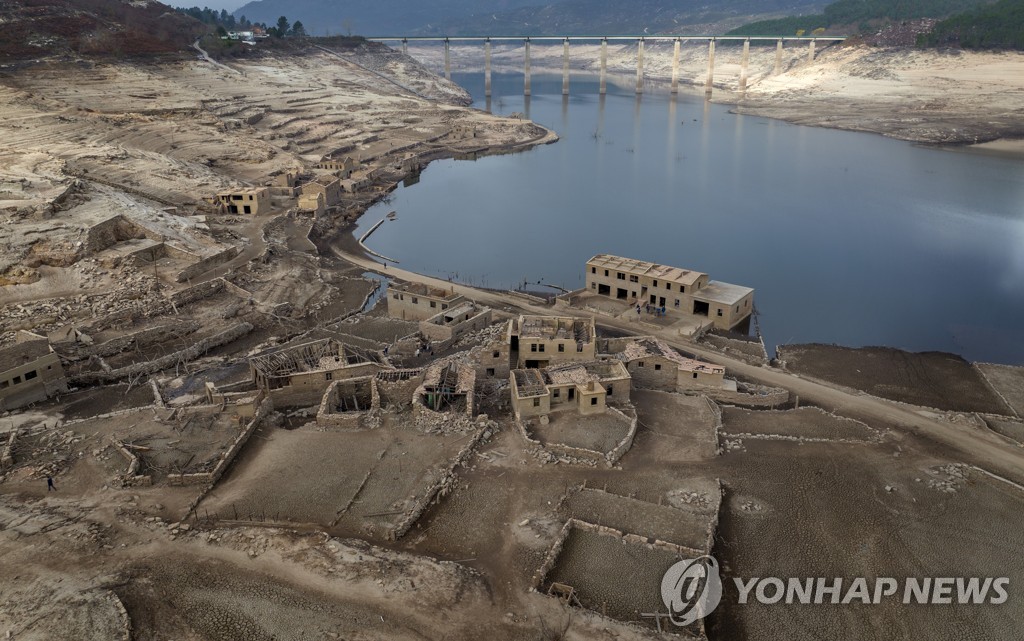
357, 73, 1024, 364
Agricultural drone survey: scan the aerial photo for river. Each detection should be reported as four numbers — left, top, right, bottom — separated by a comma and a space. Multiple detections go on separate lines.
356, 72, 1024, 364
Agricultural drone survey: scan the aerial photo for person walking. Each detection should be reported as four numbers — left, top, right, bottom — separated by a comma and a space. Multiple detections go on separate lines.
46, 475, 55, 492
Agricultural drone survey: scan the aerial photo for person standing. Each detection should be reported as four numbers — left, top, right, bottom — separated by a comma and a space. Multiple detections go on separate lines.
46, 475, 55, 492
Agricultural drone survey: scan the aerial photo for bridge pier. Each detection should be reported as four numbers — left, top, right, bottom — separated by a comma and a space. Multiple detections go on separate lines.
484, 39, 491, 97
774, 38, 784, 74
671, 38, 681, 94
636, 38, 644, 94
808, 39, 816, 63
562, 38, 570, 96
524, 39, 531, 96
444, 38, 451, 81
705, 38, 715, 96
599, 38, 607, 95
402, 38, 408, 56
739, 38, 750, 92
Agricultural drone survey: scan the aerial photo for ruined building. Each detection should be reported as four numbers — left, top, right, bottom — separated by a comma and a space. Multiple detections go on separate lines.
509, 360, 630, 420
0, 331, 68, 411
216, 187, 271, 215
250, 338, 386, 406
585, 254, 754, 330
508, 315, 596, 368
601, 336, 726, 391
387, 281, 465, 322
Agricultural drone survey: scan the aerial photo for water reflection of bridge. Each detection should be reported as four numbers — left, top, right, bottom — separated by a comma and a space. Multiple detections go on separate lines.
368, 35, 846, 97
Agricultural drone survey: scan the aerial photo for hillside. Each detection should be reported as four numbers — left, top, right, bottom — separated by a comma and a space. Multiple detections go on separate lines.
0, 0, 207, 60
728, 0, 998, 36
232, 0, 826, 37
231, 0, 541, 36
919, 0, 1024, 49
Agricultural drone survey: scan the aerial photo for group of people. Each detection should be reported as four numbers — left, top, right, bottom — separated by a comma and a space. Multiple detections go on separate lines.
636, 302, 668, 317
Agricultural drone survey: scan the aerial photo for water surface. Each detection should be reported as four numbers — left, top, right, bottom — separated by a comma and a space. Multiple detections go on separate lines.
357, 73, 1024, 364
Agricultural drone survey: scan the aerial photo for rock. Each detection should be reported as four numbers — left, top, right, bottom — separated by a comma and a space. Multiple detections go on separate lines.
885, 485, 895, 492
518, 518, 530, 527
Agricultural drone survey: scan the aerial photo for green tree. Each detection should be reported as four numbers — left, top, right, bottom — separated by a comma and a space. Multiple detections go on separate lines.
276, 16, 290, 37
291, 21, 306, 37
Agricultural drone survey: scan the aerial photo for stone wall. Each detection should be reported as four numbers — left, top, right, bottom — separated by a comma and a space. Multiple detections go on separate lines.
85, 215, 154, 253
0, 429, 17, 471
515, 405, 637, 467
72, 322, 253, 385
73, 321, 200, 360
531, 518, 704, 591
267, 362, 381, 409
174, 395, 271, 491
705, 382, 789, 408
175, 247, 240, 283
110, 437, 153, 487
388, 422, 491, 541
375, 372, 423, 412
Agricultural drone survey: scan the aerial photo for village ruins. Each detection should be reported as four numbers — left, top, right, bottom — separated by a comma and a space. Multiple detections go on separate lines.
2, 23, 1024, 641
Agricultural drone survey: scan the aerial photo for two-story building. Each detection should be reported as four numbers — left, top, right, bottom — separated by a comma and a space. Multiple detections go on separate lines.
300, 175, 342, 207
507, 315, 596, 369
386, 281, 465, 322
315, 156, 360, 178
509, 360, 630, 420
216, 187, 271, 215
584, 254, 754, 330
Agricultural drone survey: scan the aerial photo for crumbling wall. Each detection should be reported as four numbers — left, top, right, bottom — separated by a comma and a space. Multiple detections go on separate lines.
172, 395, 271, 488
170, 278, 225, 307
532, 518, 704, 591
0, 429, 17, 471
515, 405, 637, 467
176, 247, 240, 283
110, 437, 153, 487
419, 308, 493, 344
705, 382, 789, 408
374, 372, 423, 412
85, 215, 155, 253
71, 321, 200, 360
470, 340, 510, 380
388, 421, 492, 541
604, 405, 638, 465
268, 361, 381, 408
315, 377, 375, 429
72, 322, 253, 385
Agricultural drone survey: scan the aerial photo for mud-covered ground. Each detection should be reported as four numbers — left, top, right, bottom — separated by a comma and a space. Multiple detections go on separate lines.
777, 344, 1013, 414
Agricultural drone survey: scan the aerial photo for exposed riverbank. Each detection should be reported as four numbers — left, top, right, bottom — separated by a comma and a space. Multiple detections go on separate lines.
410, 42, 1024, 151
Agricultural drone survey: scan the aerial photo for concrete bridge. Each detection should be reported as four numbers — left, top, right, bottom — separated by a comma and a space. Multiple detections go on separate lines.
368, 35, 846, 97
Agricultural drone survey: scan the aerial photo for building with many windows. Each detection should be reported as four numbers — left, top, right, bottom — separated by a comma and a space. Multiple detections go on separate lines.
584, 254, 754, 331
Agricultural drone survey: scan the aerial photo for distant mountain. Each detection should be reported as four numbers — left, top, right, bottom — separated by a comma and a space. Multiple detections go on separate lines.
419, 0, 827, 36
231, 0, 826, 36
231, 0, 543, 36
0, 0, 206, 60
